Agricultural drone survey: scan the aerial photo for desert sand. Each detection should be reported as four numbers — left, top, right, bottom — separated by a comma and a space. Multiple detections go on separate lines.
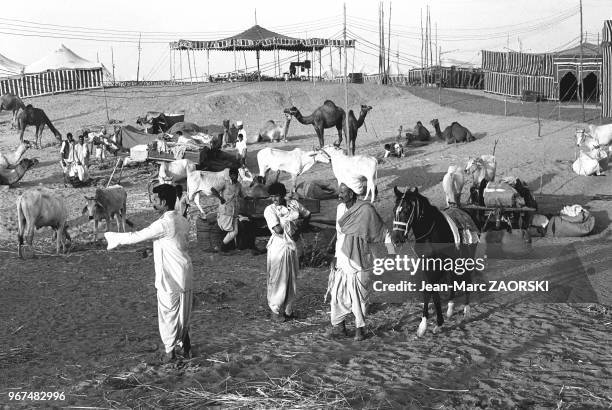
0, 82, 610, 408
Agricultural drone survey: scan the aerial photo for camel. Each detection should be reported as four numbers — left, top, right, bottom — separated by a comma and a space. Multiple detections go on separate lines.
413, 121, 431, 141
17, 105, 62, 148
284, 100, 345, 148
258, 113, 292, 142
430, 119, 475, 144
0, 93, 26, 129
0, 140, 31, 169
347, 104, 372, 155
0, 158, 38, 186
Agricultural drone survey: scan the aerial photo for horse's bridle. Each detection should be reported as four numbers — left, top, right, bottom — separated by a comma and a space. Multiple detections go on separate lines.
393, 192, 436, 241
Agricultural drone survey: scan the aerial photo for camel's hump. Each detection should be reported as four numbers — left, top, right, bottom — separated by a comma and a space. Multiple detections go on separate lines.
323, 100, 337, 107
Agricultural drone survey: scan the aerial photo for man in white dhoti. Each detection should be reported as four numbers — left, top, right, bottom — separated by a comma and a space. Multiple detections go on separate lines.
71, 134, 90, 182
60, 133, 75, 173
211, 167, 243, 253
264, 182, 310, 322
104, 184, 194, 363
326, 183, 390, 341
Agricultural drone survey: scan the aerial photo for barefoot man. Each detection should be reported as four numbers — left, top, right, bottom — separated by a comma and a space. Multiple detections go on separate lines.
104, 184, 194, 363
326, 183, 391, 341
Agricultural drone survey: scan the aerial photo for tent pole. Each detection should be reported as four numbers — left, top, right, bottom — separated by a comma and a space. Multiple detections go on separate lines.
169, 45, 172, 81
233, 45, 237, 76
207, 49, 210, 81
319, 49, 322, 81
192, 49, 198, 83
179, 50, 183, 83
186, 49, 193, 84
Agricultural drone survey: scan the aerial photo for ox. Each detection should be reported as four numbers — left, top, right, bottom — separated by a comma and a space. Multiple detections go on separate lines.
17, 188, 70, 257
256, 147, 329, 191
575, 125, 612, 151
83, 185, 131, 241
157, 159, 197, 184
315, 145, 378, 202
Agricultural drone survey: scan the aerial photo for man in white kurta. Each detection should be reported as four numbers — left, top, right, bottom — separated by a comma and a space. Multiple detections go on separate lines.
327, 183, 391, 341
105, 184, 194, 362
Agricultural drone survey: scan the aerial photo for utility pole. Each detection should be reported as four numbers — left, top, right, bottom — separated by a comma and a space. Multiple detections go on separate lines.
439, 46, 442, 105
344, 2, 349, 154
111, 46, 116, 85
387, 2, 392, 78
580, 0, 585, 122
420, 8, 424, 86
136, 33, 142, 83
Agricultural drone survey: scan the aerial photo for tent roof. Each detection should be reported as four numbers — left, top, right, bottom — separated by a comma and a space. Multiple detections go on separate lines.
24, 44, 102, 73
554, 42, 601, 58
171, 24, 354, 52
0, 52, 24, 77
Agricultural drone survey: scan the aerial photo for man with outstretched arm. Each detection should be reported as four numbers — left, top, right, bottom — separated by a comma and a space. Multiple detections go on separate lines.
104, 184, 194, 363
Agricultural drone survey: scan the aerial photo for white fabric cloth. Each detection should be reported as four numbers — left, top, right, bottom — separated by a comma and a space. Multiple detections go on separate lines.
264, 200, 310, 315
236, 138, 248, 157
157, 289, 193, 353
560, 204, 585, 218
105, 210, 193, 293
328, 203, 392, 328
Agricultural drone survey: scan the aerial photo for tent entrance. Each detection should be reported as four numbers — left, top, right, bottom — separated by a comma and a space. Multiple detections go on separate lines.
559, 72, 578, 101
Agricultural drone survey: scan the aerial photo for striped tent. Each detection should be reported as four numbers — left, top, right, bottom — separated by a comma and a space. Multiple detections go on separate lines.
482, 43, 602, 102
603, 21, 612, 118
0, 45, 106, 98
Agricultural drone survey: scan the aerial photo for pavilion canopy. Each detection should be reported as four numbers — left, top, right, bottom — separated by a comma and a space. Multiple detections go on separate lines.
0, 52, 24, 77
170, 24, 354, 52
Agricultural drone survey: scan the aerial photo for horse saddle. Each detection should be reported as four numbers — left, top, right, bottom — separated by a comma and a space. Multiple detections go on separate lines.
442, 207, 480, 250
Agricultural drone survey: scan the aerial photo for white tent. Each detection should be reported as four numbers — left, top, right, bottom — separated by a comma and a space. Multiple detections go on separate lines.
25, 44, 101, 73
0, 52, 24, 78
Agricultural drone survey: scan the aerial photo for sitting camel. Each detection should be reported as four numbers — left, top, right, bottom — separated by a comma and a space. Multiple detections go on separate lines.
17, 105, 62, 148
347, 104, 372, 155
430, 118, 475, 144
284, 100, 345, 148
0, 93, 26, 129
258, 113, 292, 142
413, 121, 431, 141
0, 140, 31, 169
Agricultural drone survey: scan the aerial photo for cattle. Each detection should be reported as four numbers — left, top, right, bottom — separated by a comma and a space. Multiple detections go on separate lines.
83, 185, 130, 241
315, 145, 378, 202
17, 188, 70, 257
256, 147, 329, 191
186, 168, 233, 216
157, 159, 197, 184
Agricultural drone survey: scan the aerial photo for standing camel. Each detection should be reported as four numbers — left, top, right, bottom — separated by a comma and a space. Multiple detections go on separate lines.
347, 104, 373, 155
17, 105, 62, 148
430, 119, 475, 144
284, 100, 345, 148
0, 93, 26, 129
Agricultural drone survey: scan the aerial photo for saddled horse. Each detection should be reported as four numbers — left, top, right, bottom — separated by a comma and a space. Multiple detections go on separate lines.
392, 186, 478, 337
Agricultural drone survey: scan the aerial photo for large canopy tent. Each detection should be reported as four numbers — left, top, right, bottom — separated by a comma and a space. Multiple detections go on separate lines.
0, 44, 111, 98
0, 52, 24, 79
482, 42, 602, 102
169, 24, 354, 81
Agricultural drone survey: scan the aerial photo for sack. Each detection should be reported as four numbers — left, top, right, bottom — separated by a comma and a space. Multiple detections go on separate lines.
476, 229, 532, 258
572, 151, 601, 176
548, 213, 595, 237
483, 181, 520, 207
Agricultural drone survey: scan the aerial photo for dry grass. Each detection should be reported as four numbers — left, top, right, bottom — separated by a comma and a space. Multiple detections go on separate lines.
107, 371, 378, 409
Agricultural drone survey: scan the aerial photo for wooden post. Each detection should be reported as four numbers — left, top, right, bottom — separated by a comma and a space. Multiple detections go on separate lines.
192, 49, 198, 82
420, 8, 424, 86
206, 49, 210, 81
537, 101, 541, 137
186, 48, 193, 84
579, 0, 585, 122
344, 3, 349, 153
136, 33, 142, 83
111, 46, 116, 85
387, 2, 392, 78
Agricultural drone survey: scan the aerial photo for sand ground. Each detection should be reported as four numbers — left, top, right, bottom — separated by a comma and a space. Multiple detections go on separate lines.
0, 82, 610, 409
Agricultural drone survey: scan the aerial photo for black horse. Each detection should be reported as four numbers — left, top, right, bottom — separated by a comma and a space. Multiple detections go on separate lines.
392, 186, 478, 337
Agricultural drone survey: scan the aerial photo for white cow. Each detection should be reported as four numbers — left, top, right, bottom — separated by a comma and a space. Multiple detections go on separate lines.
17, 188, 70, 257
157, 159, 197, 184
316, 145, 378, 202
256, 147, 329, 191
465, 155, 496, 185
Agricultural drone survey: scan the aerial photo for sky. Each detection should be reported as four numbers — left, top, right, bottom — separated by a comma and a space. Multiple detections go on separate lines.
0, 0, 609, 80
